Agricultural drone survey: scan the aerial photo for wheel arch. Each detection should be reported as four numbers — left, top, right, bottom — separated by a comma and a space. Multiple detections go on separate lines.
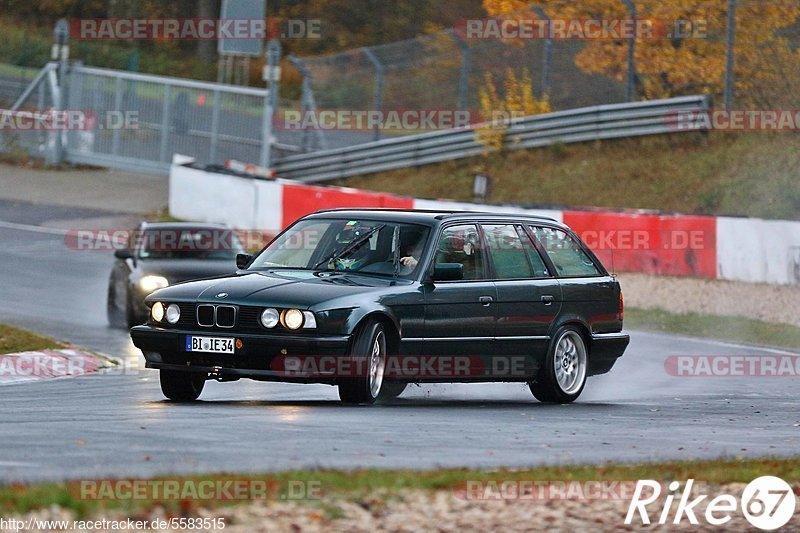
551, 319, 592, 353
349, 310, 401, 355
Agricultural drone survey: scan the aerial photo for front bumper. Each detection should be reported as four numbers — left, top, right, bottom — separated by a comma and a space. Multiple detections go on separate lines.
130, 325, 351, 383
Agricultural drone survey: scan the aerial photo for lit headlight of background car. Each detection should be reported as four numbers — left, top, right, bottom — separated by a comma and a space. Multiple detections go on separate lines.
138, 275, 169, 293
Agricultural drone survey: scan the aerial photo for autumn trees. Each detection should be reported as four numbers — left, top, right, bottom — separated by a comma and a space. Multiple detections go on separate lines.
482, 0, 800, 106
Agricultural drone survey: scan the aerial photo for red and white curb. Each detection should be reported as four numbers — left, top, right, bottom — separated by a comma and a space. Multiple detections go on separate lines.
0, 348, 113, 384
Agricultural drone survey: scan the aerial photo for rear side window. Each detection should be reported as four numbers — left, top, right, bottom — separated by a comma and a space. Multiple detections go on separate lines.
482, 224, 540, 279
529, 226, 601, 277
434, 224, 486, 280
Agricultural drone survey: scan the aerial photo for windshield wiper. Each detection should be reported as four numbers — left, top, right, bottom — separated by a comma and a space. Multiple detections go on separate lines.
312, 224, 385, 270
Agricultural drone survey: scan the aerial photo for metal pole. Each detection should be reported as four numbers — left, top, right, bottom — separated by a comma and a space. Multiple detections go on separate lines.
111, 76, 123, 156
158, 84, 172, 162
288, 55, 328, 151
362, 47, 384, 141
723, 0, 736, 110
621, 0, 637, 102
52, 19, 69, 164
260, 39, 281, 169
448, 30, 471, 112
209, 89, 220, 164
530, 5, 552, 98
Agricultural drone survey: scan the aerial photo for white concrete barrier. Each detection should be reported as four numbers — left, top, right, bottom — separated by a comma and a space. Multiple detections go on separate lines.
717, 217, 800, 285
169, 164, 259, 228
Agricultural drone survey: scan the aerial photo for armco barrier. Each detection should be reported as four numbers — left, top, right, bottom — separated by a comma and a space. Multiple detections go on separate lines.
272, 95, 711, 183
168, 159, 800, 286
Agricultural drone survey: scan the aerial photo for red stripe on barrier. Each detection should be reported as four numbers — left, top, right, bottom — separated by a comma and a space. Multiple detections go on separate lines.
563, 211, 717, 278
0, 349, 104, 383
281, 184, 413, 228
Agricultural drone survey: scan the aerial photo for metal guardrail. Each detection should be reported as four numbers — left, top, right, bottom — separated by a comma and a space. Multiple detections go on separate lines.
273, 95, 711, 183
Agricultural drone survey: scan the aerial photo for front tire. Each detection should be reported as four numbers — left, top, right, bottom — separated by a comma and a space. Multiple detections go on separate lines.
529, 326, 588, 404
106, 284, 126, 329
378, 381, 407, 401
125, 289, 145, 329
160, 369, 205, 401
338, 320, 387, 405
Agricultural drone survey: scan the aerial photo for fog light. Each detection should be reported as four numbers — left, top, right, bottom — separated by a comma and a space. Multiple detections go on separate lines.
283, 308, 304, 330
166, 303, 181, 324
151, 302, 165, 322
260, 308, 279, 328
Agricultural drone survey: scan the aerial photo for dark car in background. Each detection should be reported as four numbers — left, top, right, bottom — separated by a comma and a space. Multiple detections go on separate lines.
107, 222, 245, 328
130, 209, 629, 404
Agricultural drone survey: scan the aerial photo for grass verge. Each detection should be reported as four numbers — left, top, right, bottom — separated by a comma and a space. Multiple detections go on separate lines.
1, 457, 798, 517
0, 324, 63, 354
626, 307, 800, 350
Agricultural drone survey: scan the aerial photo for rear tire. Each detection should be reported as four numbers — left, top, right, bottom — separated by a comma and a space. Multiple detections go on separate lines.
529, 326, 588, 404
160, 369, 205, 401
338, 320, 387, 405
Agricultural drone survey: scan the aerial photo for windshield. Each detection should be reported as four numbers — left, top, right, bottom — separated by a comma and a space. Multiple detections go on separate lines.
250, 218, 430, 278
136, 227, 244, 260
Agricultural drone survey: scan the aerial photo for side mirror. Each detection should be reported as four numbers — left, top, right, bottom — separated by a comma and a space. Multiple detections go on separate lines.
236, 253, 253, 269
431, 263, 463, 282
114, 249, 134, 260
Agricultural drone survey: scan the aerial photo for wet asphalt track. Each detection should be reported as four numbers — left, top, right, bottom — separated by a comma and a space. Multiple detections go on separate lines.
0, 199, 798, 483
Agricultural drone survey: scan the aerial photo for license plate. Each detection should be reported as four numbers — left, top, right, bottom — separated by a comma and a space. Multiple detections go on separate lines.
185, 336, 235, 354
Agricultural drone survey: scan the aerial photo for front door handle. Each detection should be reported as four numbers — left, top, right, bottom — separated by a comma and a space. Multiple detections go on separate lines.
541, 295, 555, 305
479, 296, 494, 306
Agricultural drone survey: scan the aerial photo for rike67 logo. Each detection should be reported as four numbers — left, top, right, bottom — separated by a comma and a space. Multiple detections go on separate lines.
625, 476, 796, 530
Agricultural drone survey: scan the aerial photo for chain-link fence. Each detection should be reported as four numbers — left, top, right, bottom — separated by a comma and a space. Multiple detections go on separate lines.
285, 0, 800, 151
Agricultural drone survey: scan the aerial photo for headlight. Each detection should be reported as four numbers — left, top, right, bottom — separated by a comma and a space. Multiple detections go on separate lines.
139, 275, 169, 293
151, 302, 165, 322
166, 303, 181, 324
302, 311, 317, 329
282, 308, 304, 330
260, 308, 279, 328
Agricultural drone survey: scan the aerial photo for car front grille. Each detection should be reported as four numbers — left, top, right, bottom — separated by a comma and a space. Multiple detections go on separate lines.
197, 304, 215, 327
215, 305, 236, 328
158, 303, 264, 332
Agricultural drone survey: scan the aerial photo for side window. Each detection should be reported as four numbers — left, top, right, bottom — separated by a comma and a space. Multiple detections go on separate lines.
482, 224, 534, 279
517, 226, 550, 277
530, 226, 601, 277
434, 225, 486, 280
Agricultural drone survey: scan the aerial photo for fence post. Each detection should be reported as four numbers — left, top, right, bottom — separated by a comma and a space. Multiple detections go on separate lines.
159, 84, 171, 162
620, 0, 637, 102
448, 30, 471, 112
288, 55, 328, 152
260, 39, 281, 169
209, 89, 220, 164
723, 0, 736, 110
362, 47, 385, 141
49, 19, 70, 165
530, 5, 552, 98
